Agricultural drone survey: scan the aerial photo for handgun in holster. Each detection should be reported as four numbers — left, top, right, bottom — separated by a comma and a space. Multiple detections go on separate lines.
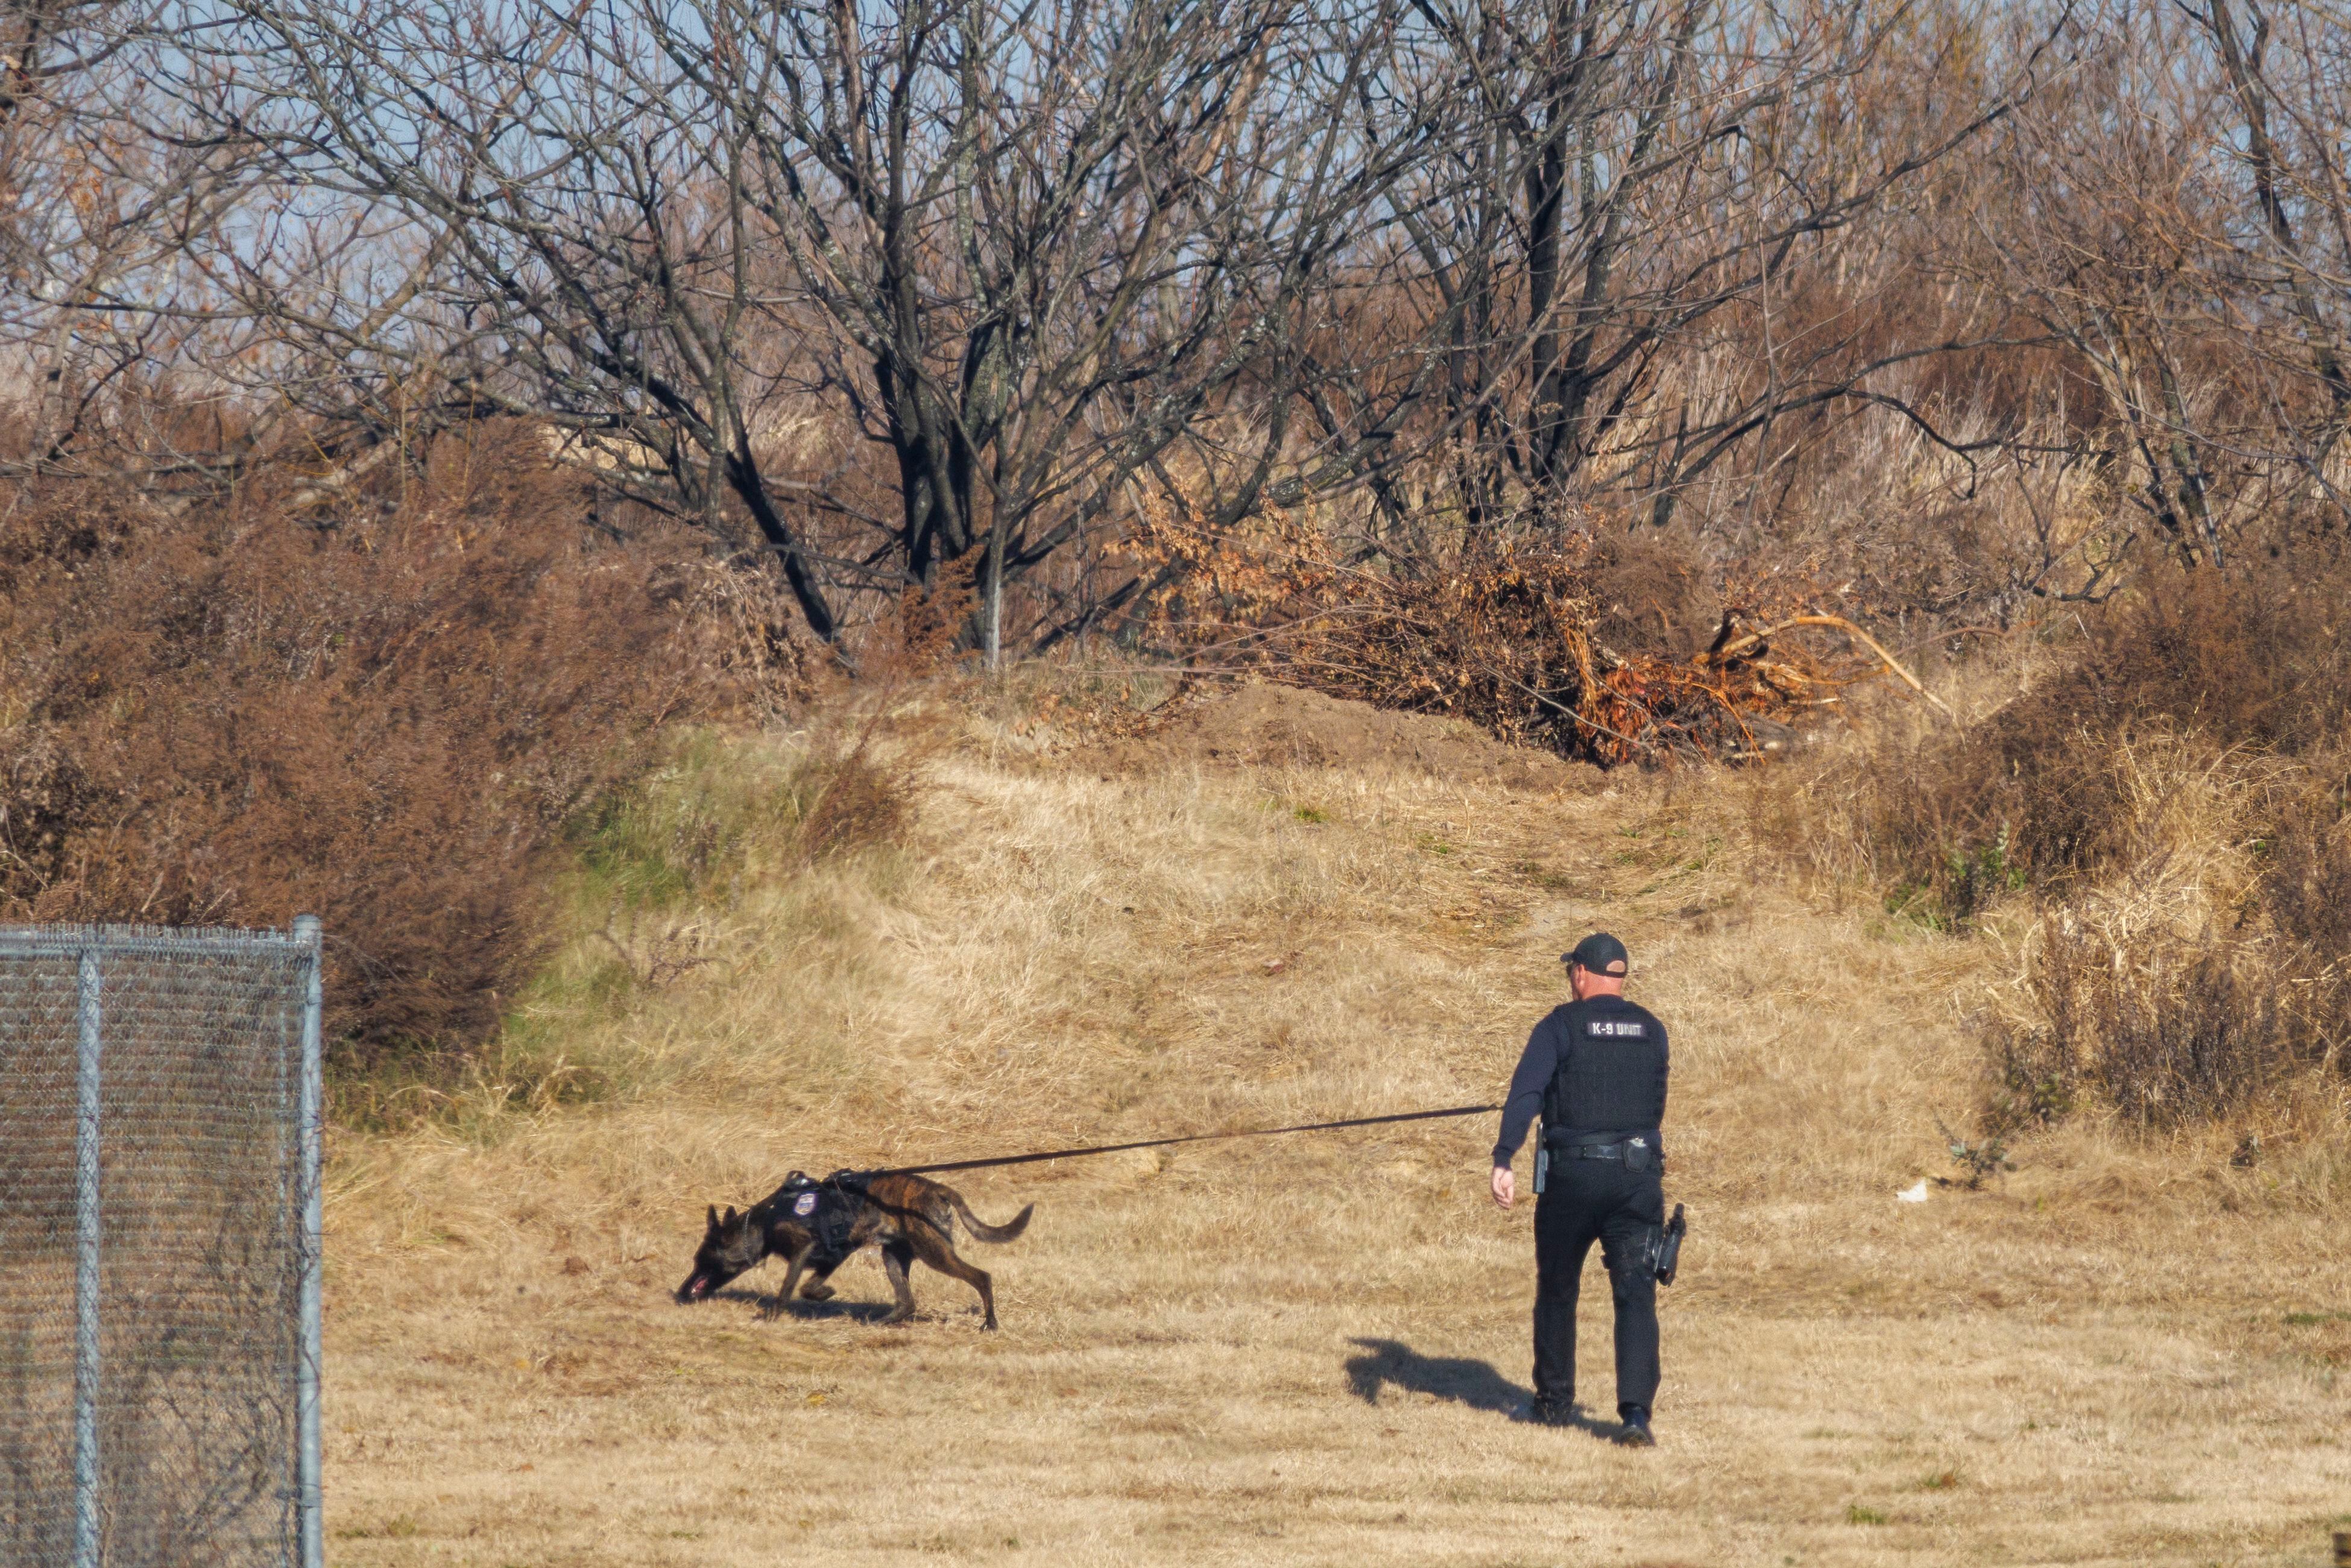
1654, 1203, 1687, 1285
1532, 1123, 1548, 1195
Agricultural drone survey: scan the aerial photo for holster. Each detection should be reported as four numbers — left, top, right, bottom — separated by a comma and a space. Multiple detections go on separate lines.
1654, 1203, 1687, 1285
1533, 1144, 1548, 1195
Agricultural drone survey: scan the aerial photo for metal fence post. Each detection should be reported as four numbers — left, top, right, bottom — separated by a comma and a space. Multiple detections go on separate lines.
293, 916, 324, 1568
72, 948, 102, 1568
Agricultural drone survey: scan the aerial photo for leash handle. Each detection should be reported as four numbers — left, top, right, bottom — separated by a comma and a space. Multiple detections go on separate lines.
865, 1102, 1503, 1179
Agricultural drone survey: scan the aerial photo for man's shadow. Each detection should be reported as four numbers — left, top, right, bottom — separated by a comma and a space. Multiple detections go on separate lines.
1343, 1338, 1621, 1438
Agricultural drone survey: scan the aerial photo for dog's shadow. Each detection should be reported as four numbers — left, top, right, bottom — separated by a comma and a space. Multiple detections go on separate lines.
1342, 1337, 1620, 1437
710, 1285, 898, 1324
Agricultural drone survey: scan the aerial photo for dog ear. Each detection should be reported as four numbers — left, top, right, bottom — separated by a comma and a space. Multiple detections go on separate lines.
705, 1203, 719, 1231
722, 1204, 739, 1226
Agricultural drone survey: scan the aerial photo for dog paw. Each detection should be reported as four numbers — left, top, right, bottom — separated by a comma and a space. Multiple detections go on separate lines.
799, 1283, 835, 1301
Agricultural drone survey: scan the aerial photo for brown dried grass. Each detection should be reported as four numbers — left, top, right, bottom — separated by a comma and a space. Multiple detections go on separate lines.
309, 689, 2350, 1568
1820, 553, 2351, 913
1768, 550, 2351, 1133
1975, 748, 2351, 1134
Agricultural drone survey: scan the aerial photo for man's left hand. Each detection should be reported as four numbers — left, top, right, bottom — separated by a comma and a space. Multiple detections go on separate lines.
1490, 1163, 1515, 1209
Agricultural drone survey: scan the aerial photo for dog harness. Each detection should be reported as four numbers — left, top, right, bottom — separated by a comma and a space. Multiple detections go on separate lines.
778, 1170, 870, 1265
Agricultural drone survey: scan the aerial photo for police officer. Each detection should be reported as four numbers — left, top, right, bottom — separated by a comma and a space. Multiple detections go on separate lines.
1489, 933, 1668, 1444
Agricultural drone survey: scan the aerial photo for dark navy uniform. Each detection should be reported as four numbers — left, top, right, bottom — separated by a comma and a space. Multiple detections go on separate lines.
1493, 991, 1670, 1426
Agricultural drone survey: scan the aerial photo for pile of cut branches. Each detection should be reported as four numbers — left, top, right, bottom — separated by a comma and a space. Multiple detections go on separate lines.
1132, 514, 1932, 765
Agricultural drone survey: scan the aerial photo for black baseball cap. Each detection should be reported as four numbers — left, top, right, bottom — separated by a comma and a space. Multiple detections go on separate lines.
1564, 933, 1629, 976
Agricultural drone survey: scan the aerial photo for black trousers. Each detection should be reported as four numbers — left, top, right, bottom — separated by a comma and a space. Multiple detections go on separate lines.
1533, 1157, 1663, 1412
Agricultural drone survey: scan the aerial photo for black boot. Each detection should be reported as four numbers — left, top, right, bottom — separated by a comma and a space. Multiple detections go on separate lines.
1529, 1395, 1577, 1427
1615, 1403, 1655, 1446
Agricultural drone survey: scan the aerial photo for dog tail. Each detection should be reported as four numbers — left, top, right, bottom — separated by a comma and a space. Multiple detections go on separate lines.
948, 1191, 1033, 1244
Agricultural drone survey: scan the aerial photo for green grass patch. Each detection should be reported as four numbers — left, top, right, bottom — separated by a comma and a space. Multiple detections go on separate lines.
336, 1515, 421, 1541
573, 731, 794, 913
333, 729, 912, 1135
1880, 830, 2030, 933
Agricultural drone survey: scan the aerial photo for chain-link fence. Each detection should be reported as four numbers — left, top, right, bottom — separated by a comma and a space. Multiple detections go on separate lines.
0, 922, 323, 1568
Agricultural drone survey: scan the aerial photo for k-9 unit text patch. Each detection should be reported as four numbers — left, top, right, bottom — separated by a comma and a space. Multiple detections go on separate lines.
1587, 1019, 1648, 1038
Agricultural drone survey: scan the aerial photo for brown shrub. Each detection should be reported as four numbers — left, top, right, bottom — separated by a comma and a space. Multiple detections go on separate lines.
1131, 507, 1874, 766
790, 743, 912, 864
1983, 908, 2347, 1133
1768, 547, 2351, 1130
2043, 556, 2351, 755
0, 424, 804, 1064
1957, 743, 2351, 1133
1832, 550, 2351, 922
2259, 792, 2351, 959
1585, 532, 1722, 664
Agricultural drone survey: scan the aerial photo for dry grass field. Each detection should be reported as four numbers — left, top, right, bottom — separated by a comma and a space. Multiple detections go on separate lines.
318, 682, 2351, 1567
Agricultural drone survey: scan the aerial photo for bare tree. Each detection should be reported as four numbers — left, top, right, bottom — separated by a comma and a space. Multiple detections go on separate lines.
0, 0, 252, 478
2194, 0, 2351, 518
1303, 0, 2051, 559
1959, 0, 2351, 578
36, 0, 2338, 655
180, 0, 1437, 655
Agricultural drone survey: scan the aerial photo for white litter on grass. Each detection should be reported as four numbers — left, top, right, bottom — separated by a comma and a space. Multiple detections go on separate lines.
1896, 1180, 1930, 1203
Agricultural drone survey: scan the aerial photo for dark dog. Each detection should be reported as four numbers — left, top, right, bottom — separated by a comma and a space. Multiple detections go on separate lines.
675, 1171, 1033, 1329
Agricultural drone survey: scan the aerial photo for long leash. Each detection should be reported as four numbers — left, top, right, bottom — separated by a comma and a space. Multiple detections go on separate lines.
866, 1102, 1501, 1179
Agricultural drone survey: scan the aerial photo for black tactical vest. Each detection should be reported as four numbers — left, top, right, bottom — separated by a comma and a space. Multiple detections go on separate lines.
1542, 997, 1670, 1136
778, 1171, 867, 1264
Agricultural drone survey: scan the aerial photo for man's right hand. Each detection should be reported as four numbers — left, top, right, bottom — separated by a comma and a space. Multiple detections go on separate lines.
1491, 1163, 1515, 1209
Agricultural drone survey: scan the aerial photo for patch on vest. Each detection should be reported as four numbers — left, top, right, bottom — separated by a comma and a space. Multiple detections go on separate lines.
1586, 1019, 1647, 1038
805, 1179, 865, 1262
793, 1191, 819, 1217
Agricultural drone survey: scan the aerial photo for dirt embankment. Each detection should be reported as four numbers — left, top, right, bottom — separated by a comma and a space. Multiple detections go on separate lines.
318, 716, 2351, 1568
1097, 680, 1603, 793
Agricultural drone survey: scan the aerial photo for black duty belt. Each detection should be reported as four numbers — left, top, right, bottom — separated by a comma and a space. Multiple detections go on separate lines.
1547, 1131, 1662, 1160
